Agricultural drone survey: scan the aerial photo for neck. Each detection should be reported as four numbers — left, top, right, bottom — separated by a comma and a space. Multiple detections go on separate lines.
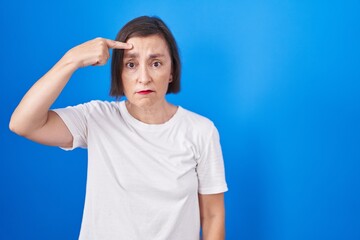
125, 100, 177, 124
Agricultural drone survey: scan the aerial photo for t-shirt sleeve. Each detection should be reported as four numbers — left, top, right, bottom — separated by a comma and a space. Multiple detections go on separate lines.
52, 103, 89, 150
196, 125, 228, 195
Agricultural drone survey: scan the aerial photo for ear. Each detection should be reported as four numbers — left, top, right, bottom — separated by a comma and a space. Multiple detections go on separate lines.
169, 74, 173, 83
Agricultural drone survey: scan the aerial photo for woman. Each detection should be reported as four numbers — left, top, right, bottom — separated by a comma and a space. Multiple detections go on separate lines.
10, 16, 228, 240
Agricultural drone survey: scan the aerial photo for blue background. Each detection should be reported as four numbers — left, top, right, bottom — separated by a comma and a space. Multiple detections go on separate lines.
1, 0, 360, 239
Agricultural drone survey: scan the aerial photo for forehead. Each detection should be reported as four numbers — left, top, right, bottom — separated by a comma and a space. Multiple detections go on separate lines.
124, 35, 170, 58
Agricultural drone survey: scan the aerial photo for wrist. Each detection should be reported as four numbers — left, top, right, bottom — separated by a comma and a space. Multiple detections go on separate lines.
60, 50, 82, 71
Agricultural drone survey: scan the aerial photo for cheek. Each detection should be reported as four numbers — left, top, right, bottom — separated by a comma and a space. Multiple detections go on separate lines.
155, 73, 171, 89
157, 66, 172, 80
121, 70, 131, 81
121, 70, 135, 81
121, 73, 133, 92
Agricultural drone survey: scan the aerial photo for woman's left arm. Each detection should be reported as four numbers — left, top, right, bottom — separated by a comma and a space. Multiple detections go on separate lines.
199, 193, 225, 240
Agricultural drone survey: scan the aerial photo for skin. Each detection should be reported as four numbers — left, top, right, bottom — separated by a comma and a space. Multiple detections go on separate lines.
199, 193, 226, 240
9, 38, 132, 148
9, 35, 225, 240
121, 35, 177, 124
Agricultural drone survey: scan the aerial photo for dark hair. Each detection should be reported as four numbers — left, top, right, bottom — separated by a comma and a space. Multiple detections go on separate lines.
110, 16, 181, 97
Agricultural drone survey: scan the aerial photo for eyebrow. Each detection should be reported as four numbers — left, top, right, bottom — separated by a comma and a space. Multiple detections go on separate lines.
123, 53, 166, 59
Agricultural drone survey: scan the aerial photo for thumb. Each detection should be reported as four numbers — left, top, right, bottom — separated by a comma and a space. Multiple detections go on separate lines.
105, 39, 132, 49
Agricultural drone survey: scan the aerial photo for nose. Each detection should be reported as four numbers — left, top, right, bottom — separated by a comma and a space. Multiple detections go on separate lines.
138, 64, 151, 85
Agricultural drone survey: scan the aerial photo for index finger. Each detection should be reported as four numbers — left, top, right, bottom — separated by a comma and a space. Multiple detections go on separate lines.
105, 39, 133, 49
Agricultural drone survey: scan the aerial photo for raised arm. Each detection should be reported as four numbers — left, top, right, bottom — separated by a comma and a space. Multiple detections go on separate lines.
9, 38, 132, 148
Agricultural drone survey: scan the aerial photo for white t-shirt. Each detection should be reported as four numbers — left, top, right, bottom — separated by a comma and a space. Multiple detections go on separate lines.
53, 100, 228, 240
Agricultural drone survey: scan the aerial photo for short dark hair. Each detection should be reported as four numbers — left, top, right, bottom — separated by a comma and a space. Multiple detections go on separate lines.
110, 16, 181, 98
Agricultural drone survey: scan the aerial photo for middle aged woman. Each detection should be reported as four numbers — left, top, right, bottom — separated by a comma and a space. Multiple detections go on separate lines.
10, 16, 228, 239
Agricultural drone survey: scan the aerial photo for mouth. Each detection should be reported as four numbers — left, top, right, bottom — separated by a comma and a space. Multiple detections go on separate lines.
136, 90, 154, 95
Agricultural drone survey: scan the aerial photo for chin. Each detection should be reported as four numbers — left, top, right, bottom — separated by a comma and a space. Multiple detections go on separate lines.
128, 98, 157, 109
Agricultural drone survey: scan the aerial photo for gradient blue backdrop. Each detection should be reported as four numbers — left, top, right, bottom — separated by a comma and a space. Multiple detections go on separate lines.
1, 0, 359, 239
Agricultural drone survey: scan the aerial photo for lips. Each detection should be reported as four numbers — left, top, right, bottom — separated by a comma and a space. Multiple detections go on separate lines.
137, 90, 154, 95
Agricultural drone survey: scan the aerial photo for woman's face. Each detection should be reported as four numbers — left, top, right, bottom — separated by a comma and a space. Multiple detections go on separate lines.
121, 34, 172, 108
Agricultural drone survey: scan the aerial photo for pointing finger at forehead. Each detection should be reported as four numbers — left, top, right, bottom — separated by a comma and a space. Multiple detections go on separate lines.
105, 39, 133, 49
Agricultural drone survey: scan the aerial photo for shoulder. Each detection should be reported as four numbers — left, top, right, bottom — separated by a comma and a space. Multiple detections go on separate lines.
179, 107, 216, 134
59, 100, 121, 120
82, 100, 120, 113
84, 100, 118, 108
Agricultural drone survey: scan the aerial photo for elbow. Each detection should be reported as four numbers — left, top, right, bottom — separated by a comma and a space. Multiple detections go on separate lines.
10, 111, 48, 137
9, 118, 21, 136
9, 116, 28, 137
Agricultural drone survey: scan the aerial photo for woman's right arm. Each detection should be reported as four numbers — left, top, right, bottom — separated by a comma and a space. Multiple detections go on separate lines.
9, 38, 132, 148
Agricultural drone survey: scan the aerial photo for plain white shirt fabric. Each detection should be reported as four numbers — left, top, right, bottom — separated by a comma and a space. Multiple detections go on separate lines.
53, 100, 228, 240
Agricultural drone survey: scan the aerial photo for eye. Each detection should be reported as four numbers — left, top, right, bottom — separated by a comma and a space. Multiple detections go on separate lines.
126, 62, 136, 69
152, 61, 162, 68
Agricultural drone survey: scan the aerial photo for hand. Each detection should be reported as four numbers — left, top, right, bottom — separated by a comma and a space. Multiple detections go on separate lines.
64, 37, 132, 68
